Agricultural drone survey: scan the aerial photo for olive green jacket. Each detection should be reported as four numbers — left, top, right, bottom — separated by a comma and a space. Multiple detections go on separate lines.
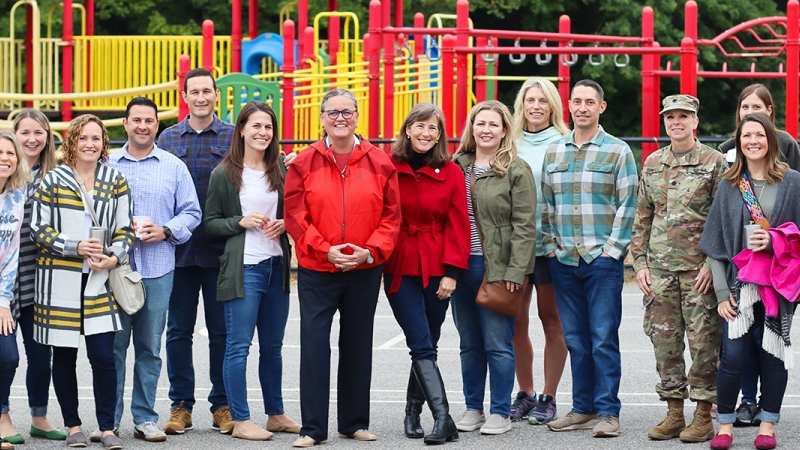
454, 152, 537, 284
204, 158, 292, 301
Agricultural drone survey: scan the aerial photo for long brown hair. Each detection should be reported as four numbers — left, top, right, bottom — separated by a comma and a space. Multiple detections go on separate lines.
223, 101, 283, 191
12, 108, 58, 176
62, 115, 110, 168
391, 103, 450, 169
455, 100, 517, 177
734, 83, 775, 126
723, 112, 788, 185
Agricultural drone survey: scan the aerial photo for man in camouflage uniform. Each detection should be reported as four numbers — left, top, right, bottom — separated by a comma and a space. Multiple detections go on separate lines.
630, 95, 727, 443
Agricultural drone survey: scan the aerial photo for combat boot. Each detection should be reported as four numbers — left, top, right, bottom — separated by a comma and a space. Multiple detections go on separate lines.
647, 398, 685, 440
680, 400, 715, 442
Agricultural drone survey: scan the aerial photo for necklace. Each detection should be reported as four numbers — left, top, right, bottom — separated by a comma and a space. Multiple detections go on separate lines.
752, 179, 767, 198
332, 151, 351, 178
75, 173, 94, 185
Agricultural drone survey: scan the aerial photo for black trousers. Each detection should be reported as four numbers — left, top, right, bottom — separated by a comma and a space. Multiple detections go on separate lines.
297, 265, 383, 440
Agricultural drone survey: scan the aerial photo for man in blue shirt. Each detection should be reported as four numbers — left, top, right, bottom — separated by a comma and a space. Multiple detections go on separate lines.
157, 68, 235, 435
105, 97, 202, 443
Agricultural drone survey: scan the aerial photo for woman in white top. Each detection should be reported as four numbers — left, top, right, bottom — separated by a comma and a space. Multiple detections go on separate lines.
204, 101, 298, 441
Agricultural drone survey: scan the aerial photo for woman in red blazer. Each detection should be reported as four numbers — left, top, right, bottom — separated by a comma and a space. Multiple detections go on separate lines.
384, 103, 470, 445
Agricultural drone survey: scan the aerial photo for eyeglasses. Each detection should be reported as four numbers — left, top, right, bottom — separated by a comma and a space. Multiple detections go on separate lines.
324, 109, 357, 120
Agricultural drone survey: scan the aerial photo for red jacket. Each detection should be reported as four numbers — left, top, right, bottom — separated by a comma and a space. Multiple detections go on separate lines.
384, 157, 470, 293
284, 138, 401, 272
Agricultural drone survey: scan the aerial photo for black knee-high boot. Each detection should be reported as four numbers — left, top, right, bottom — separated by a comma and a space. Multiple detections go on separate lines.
412, 359, 459, 445
404, 368, 425, 438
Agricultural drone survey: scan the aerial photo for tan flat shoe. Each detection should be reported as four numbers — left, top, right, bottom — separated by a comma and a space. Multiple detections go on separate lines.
338, 429, 377, 441
293, 435, 327, 448
232, 425, 273, 441
267, 417, 302, 434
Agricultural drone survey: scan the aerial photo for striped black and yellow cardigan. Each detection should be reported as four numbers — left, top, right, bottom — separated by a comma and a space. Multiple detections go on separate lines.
31, 163, 134, 348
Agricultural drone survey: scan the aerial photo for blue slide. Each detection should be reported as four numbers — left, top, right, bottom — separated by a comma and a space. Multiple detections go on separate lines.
241, 33, 298, 75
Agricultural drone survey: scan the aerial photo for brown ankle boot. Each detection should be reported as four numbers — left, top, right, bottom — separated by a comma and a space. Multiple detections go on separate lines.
648, 398, 685, 440
679, 400, 715, 442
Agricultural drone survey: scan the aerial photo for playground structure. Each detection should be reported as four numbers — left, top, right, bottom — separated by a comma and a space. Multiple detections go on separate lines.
0, 0, 798, 160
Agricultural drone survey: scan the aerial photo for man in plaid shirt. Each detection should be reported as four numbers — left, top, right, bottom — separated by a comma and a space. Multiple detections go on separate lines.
540, 80, 638, 438
157, 68, 235, 435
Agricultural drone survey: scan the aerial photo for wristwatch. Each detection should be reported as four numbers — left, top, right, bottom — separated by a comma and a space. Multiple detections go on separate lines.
365, 250, 375, 265
163, 226, 173, 240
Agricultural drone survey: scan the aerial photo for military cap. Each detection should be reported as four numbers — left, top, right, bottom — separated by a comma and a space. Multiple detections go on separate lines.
660, 94, 699, 114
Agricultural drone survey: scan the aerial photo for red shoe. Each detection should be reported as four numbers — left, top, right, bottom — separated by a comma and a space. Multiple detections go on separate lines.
754, 433, 777, 450
710, 433, 733, 450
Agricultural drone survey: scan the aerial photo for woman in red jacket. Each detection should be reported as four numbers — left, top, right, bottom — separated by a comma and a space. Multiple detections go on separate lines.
384, 103, 469, 445
284, 89, 401, 448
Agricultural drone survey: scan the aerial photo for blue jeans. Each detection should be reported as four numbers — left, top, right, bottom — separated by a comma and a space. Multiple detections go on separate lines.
166, 266, 227, 413
717, 305, 786, 425
549, 256, 623, 417
114, 272, 173, 426
450, 255, 516, 417
739, 337, 761, 405
384, 274, 450, 362
18, 304, 52, 416
223, 257, 289, 421
0, 326, 20, 414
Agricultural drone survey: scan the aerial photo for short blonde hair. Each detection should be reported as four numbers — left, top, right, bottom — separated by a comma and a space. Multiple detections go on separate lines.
455, 100, 517, 177
62, 115, 110, 168
512, 77, 569, 139
0, 130, 32, 192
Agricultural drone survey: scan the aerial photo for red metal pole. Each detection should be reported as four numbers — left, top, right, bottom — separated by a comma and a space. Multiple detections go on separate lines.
202, 20, 214, 72
641, 6, 658, 163
298, 0, 308, 66
281, 20, 296, 153
86, 0, 94, 95
232, 0, 242, 72
303, 26, 315, 66
382, 12, 395, 145
249, 0, 258, 40
368, 0, 382, 140
394, 0, 403, 28
442, 34, 456, 141
786, 0, 799, 138
382, 0, 391, 38
558, 15, 570, 126
25, 5, 33, 108
178, 54, 191, 121
475, 36, 487, 104
681, 1, 698, 97
62, 0, 74, 123
455, 0, 469, 134
329, 16, 340, 67
413, 13, 424, 62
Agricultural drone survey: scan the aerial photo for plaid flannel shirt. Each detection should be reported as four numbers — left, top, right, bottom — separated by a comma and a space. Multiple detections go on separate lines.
541, 126, 639, 267
157, 115, 234, 268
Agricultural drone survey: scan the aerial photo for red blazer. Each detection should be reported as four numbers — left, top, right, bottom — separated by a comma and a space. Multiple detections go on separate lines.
384, 157, 470, 293
284, 139, 401, 272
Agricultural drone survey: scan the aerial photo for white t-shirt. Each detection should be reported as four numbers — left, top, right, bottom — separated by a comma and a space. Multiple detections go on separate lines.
83, 189, 94, 273
240, 165, 282, 264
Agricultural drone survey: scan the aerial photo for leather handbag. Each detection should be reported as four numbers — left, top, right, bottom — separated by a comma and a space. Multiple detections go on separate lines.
72, 169, 146, 314
476, 274, 529, 316
469, 161, 528, 317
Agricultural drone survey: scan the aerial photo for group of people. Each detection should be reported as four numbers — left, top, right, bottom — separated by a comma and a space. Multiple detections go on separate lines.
0, 72, 797, 450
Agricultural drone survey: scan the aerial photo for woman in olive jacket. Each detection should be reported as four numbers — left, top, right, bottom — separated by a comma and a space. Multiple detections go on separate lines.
203, 101, 297, 441
450, 100, 537, 436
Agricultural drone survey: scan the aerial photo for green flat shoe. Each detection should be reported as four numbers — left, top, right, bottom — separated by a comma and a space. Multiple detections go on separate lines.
0, 434, 23, 445
30, 426, 68, 440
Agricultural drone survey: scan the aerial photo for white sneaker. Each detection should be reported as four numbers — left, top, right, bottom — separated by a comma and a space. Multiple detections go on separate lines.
89, 428, 119, 443
456, 410, 486, 432
134, 421, 167, 442
480, 413, 512, 435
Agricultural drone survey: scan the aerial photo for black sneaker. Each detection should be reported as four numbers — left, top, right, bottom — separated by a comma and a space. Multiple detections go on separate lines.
510, 391, 538, 421
734, 401, 757, 427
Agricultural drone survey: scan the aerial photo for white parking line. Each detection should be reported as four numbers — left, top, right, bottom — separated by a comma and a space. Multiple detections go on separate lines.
377, 333, 406, 349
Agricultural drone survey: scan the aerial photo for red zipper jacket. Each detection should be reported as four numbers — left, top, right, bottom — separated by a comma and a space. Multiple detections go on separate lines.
384, 157, 470, 293
284, 138, 401, 272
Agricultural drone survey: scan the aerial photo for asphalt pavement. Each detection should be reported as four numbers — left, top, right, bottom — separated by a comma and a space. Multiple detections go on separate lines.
8, 281, 800, 449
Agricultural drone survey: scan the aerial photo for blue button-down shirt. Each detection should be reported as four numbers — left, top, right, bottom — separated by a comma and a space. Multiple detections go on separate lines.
108, 143, 202, 278
157, 115, 233, 268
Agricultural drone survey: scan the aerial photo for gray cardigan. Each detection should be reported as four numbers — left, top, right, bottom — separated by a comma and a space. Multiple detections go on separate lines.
204, 158, 292, 300
699, 169, 800, 300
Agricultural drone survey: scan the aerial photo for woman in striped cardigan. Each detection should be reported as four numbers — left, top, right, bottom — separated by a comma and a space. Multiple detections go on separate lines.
31, 115, 134, 450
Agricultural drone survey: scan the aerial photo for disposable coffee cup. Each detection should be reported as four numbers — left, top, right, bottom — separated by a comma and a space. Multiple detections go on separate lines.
744, 224, 761, 250
89, 227, 108, 262
133, 216, 151, 238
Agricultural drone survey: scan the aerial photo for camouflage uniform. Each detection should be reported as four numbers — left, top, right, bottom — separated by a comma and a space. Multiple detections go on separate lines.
630, 139, 727, 402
